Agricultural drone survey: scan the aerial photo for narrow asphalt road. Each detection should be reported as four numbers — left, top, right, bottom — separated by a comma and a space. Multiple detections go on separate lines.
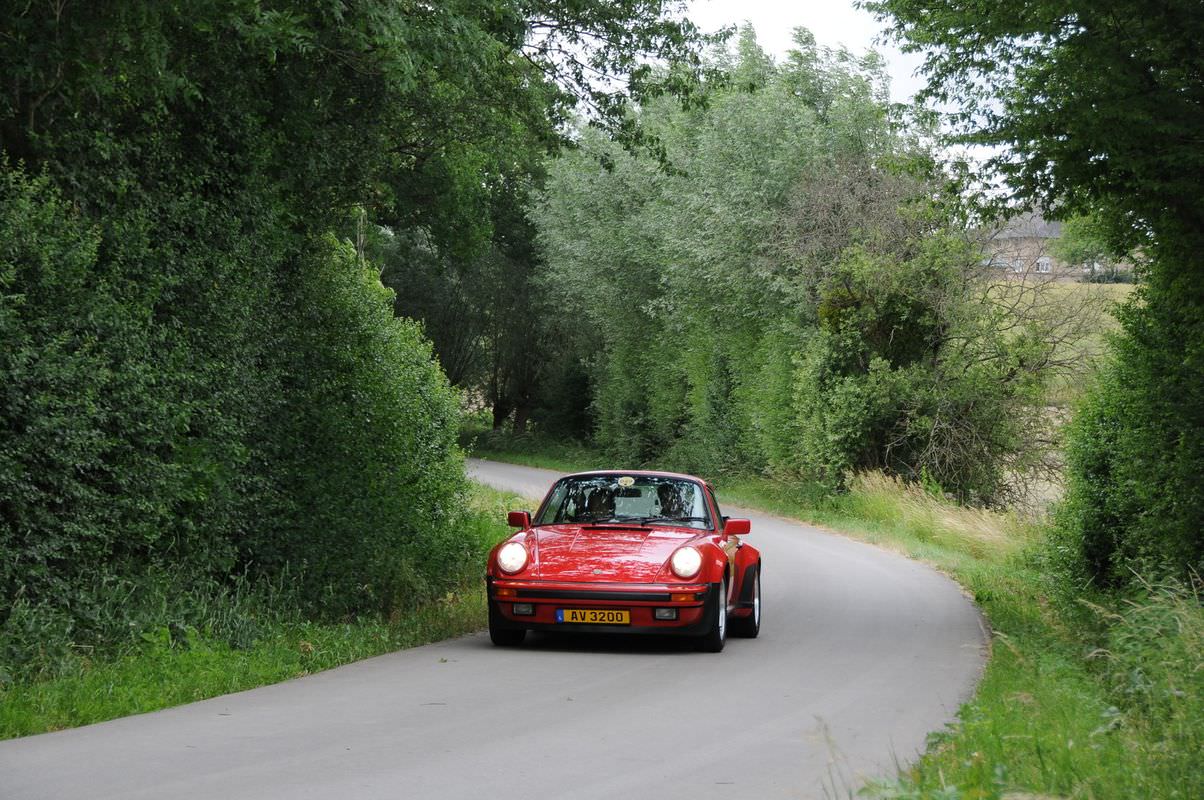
1, 459, 986, 800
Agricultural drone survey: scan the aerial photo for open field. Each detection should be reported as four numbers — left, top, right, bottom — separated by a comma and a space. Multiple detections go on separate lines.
1038, 280, 1134, 407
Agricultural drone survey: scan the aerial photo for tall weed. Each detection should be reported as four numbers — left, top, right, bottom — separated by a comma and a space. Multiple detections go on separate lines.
844, 472, 1039, 562
1092, 579, 1204, 796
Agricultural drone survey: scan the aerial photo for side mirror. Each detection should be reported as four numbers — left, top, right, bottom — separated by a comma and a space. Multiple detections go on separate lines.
723, 518, 750, 536
507, 510, 532, 529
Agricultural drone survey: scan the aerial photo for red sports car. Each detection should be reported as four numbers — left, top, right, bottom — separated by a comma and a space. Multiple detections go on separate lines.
485, 470, 761, 652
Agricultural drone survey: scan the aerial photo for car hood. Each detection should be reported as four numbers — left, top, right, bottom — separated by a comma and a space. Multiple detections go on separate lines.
531, 523, 703, 582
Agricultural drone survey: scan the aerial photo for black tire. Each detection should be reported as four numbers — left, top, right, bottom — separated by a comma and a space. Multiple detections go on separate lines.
488, 601, 526, 646
697, 580, 728, 653
730, 566, 761, 639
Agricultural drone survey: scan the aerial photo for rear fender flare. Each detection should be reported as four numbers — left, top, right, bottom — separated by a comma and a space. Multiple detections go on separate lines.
732, 546, 760, 610
736, 560, 760, 606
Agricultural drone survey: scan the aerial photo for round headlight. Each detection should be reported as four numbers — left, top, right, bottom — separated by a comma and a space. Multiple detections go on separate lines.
670, 546, 702, 579
497, 542, 529, 574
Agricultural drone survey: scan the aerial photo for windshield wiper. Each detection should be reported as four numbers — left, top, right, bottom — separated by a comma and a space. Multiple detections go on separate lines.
637, 515, 709, 525
578, 514, 648, 526
576, 515, 707, 527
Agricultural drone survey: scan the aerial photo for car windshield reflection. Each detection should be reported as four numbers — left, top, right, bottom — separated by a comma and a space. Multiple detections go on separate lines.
536, 475, 711, 530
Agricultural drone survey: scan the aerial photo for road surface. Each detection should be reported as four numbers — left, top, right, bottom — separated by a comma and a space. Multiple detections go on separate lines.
0, 459, 986, 799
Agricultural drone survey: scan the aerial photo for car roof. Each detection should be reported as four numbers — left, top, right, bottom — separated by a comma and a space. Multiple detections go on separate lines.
564, 469, 708, 484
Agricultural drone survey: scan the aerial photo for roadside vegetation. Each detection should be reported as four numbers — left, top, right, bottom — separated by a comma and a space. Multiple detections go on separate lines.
452, 18, 1203, 791
0, 485, 527, 740
0, 1, 715, 725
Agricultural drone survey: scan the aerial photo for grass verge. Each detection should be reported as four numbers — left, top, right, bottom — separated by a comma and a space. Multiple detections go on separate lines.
0, 483, 529, 740
460, 425, 603, 474
469, 437, 1203, 800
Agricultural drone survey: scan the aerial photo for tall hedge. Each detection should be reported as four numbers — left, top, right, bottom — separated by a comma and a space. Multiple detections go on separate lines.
1057, 278, 1204, 588
0, 1, 478, 677
0, 159, 467, 677
258, 237, 466, 617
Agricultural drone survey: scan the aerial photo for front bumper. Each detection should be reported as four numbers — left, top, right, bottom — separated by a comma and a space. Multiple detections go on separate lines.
487, 576, 720, 636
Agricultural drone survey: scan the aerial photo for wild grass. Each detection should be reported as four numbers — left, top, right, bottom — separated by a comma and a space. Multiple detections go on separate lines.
718, 472, 1038, 565
0, 483, 528, 740
468, 441, 1203, 800
459, 421, 604, 474
865, 578, 1203, 800
841, 473, 1038, 560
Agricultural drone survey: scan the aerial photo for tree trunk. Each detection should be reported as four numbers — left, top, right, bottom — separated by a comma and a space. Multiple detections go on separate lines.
492, 401, 512, 430
513, 404, 531, 435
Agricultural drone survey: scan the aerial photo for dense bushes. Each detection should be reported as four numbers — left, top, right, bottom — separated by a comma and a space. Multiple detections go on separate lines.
259, 237, 467, 617
0, 168, 467, 680
1057, 285, 1204, 588
0, 2, 487, 681
532, 30, 1079, 504
0, 167, 278, 677
1049, 219, 1201, 590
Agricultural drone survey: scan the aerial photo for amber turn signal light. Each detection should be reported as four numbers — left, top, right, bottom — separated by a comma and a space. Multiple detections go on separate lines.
496, 587, 517, 598
670, 593, 694, 603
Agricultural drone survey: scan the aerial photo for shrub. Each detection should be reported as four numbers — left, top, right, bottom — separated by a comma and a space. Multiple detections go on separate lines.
1058, 313, 1204, 589
0, 167, 244, 678
0, 168, 470, 681
252, 237, 467, 617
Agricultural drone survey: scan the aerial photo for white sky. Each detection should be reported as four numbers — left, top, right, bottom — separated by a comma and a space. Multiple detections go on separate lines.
686, 0, 927, 104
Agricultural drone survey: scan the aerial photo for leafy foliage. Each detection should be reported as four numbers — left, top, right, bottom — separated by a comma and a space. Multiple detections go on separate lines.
364, 2, 726, 431
255, 237, 468, 616
863, 0, 1204, 584
532, 28, 1081, 503
863, 0, 1204, 225
0, 0, 719, 680
0, 162, 467, 679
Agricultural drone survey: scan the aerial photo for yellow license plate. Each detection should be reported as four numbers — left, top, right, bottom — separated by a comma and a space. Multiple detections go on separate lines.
557, 608, 630, 625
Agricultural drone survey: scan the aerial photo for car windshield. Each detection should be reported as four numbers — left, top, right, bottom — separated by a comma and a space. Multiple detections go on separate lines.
535, 475, 712, 530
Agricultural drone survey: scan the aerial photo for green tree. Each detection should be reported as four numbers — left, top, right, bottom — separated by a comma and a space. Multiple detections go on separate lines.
864, 0, 1204, 584
366, 2, 726, 433
1052, 215, 1136, 283
0, 0, 722, 674
534, 27, 1080, 499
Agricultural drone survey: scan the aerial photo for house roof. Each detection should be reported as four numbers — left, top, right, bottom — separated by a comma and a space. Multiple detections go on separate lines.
992, 210, 1062, 240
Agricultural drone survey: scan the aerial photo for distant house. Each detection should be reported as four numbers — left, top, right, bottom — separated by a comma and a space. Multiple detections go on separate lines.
981, 210, 1133, 282
982, 211, 1069, 280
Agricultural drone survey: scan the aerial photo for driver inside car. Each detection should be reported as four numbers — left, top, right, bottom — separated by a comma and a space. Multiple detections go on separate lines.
657, 483, 685, 518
